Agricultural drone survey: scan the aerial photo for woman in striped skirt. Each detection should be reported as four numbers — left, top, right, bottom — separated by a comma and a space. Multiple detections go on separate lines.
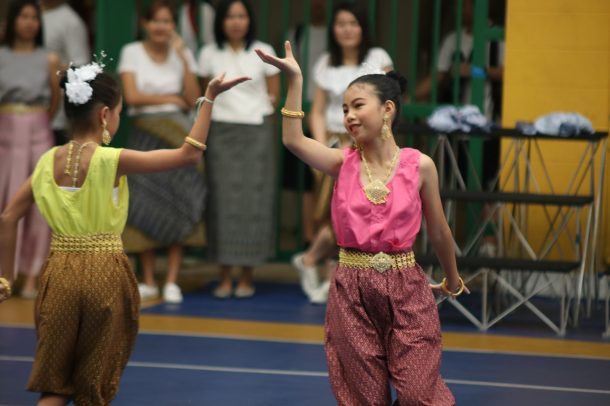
197, 0, 280, 298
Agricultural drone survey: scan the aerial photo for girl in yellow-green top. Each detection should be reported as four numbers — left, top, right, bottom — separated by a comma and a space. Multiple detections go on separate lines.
0, 61, 248, 405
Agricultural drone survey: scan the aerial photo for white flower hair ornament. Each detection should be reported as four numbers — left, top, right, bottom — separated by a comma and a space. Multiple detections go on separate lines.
64, 51, 108, 105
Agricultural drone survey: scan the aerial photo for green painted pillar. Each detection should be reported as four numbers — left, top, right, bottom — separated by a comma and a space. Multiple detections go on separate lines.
468, 0, 489, 236
95, 0, 138, 147
95, 0, 136, 71
469, 0, 488, 188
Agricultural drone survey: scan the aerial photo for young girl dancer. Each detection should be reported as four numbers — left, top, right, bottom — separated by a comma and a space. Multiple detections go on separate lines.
257, 41, 468, 405
0, 62, 247, 405
293, 1, 393, 304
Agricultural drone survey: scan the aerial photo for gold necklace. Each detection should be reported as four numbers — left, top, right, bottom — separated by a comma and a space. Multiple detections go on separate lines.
361, 147, 400, 204
64, 140, 97, 187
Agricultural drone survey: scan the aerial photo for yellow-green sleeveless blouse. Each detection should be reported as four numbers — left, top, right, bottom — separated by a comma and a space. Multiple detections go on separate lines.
31, 146, 129, 235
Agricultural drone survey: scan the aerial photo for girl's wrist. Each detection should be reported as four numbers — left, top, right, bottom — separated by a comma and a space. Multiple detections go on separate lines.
203, 90, 216, 101
441, 277, 465, 296
288, 74, 303, 82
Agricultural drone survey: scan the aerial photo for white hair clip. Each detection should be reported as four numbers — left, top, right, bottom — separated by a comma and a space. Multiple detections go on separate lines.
65, 51, 109, 105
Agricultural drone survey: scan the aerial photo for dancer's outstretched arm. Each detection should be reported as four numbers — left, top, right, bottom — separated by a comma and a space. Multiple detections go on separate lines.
256, 41, 344, 177
118, 73, 249, 175
420, 154, 469, 299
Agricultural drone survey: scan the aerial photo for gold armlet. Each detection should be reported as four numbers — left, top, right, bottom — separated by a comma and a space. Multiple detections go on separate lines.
441, 277, 465, 297
184, 136, 207, 151
281, 107, 305, 119
0, 277, 12, 298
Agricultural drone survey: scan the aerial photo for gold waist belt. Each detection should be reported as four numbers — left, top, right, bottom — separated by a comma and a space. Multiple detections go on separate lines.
0, 103, 47, 114
339, 248, 416, 273
51, 233, 124, 252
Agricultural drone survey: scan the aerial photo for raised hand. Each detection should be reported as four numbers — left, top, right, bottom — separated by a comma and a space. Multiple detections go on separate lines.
255, 41, 302, 78
205, 72, 251, 100
171, 30, 187, 53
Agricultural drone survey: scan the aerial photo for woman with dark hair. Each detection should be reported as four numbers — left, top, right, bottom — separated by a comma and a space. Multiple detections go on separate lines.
0, 0, 60, 298
257, 41, 465, 406
0, 58, 247, 404
118, 0, 204, 304
292, 1, 393, 304
197, 0, 280, 299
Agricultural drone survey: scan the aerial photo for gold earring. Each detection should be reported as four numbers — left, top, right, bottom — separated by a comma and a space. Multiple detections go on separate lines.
102, 120, 111, 145
381, 115, 391, 140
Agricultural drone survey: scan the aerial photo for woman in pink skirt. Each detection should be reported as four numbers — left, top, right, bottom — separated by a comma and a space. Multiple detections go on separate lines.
257, 42, 468, 405
0, 0, 60, 297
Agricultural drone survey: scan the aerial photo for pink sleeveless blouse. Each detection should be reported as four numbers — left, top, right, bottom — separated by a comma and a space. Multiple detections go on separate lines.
331, 147, 422, 252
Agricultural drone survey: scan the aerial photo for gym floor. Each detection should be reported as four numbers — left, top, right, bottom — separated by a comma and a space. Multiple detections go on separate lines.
1, 262, 609, 405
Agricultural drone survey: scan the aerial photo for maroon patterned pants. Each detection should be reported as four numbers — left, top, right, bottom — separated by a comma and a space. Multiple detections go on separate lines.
325, 263, 455, 406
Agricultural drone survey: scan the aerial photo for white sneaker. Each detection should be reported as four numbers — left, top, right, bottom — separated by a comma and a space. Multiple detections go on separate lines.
310, 280, 330, 304
138, 283, 159, 300
163, 283, 183, 304
212, 284, 233, 299
291, 253, 320, 297
234, 285, 255, 299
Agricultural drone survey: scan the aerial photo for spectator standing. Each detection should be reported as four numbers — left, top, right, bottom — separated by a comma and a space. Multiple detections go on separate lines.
118, 0, 203, 303
197, 0, 280, 299
40, 0, 90, 145
0, 0, 59, 298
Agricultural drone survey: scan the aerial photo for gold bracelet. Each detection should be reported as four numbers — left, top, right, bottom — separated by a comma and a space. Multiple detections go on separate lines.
0, 277, 12, 299
441, 277, 465, 297
281, 107, 305, 119
184, 136, 207, 151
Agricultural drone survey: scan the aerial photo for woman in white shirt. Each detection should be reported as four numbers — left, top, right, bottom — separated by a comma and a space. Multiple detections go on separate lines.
292, 1, 393, 304
118, 0, 203, 304
198, 0, 279, 299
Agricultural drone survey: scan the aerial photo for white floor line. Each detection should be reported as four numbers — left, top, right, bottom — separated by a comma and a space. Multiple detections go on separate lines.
1, 355, 610, 395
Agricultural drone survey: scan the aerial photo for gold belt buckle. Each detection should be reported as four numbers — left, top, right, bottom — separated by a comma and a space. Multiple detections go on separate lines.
370, 252, 393, 273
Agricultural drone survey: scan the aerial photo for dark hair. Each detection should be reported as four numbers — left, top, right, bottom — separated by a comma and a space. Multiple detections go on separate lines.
349, 71, 407, 132
142, 0, 178, 23
3, 0, 43, 48
214, 0, 256, 50
138, 0, 178, 40
60, 70, 122, 134
328, 2, 371, 67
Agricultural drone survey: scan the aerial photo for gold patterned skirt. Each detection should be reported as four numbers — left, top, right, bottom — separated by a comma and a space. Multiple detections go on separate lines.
27, 234, 140, 405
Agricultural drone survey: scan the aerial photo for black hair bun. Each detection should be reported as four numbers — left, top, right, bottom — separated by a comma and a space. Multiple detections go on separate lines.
386, 70, 407, 96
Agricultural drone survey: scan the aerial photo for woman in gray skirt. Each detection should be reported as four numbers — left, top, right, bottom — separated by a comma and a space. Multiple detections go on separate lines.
118, 0, 204, 303
197, 0, 279, 298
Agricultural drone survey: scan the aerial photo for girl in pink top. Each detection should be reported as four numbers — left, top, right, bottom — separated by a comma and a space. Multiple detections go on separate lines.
257, 42, 468, 405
